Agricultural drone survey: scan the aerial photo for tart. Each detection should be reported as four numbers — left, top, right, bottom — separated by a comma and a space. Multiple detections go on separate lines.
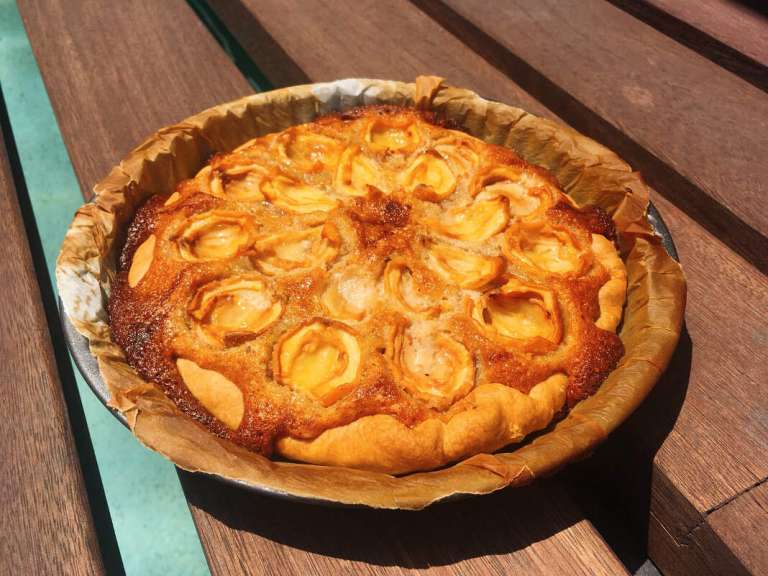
107, 105, 627, 474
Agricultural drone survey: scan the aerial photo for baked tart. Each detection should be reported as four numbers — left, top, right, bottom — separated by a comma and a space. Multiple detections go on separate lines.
107, 105, 627, 474
58, 78, 684, 506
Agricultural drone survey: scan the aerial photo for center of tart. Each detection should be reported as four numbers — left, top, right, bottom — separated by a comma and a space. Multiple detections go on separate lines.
275, 320, 362, 406
176, 211, 256, 261
188, 275, 282, 345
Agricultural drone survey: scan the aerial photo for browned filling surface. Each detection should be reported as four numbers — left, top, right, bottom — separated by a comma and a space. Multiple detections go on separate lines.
109, 106, 624, 457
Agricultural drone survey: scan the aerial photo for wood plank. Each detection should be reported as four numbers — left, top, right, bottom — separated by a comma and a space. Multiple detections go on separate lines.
608, 0, 768, 91
18, 0, 252, 196
182, 472, 629, 576
205, 0, 552, 117
0, 94, 105, 575
707, 482, 768, 575
413, 0, 768, 272
19, 1, 627, 574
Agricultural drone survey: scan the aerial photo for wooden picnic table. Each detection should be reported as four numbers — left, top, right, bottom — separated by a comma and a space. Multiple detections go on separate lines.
2, 1, 766, 574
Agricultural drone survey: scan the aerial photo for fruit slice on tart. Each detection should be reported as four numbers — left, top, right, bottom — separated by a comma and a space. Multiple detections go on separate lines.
275, 320, 362, 406
428, 196, 510, 242
401, 150, 457, 202
176, 211, 257, 262
426, 242, 504, 289
188, 275, 283, 345
252, 222, 340, 276
469, 277, 563, 353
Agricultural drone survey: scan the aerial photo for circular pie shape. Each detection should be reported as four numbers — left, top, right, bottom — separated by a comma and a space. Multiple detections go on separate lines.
107, 105, 628, 475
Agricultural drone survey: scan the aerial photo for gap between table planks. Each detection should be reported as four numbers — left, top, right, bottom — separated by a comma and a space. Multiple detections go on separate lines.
606, 0, 768, 91
204, 1, 768, 571
0, 89, 107, 575
16, 0, 631, 574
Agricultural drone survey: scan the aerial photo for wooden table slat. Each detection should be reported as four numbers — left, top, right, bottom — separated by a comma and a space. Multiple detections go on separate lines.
414, 0, 768, 272
0, 94, 105, 576
17, 1, 629, 574
608, 0, 768, 90
206, 0, 553, 117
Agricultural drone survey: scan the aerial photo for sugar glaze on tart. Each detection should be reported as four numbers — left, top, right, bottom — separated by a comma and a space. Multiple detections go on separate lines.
109, 106, 626, 474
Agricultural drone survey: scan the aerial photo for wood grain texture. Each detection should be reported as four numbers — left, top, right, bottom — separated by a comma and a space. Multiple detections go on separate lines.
18, 0, 252, 197
607, 0, 768, 93
416, 0, 768, 271
182, 473, 629, 576
645, 480, 768, 576
206, 0, 553, 117
650, 0, 768, 65
0, 103, 104, 574
18, 1, 628, 574
707, 481, 768, 575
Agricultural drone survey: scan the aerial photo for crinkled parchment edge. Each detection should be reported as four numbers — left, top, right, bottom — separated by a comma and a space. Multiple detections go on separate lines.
56, 78, 686, 509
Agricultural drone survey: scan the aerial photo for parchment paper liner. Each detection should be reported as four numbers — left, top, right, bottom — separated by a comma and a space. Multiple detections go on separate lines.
56, 78, 686, 509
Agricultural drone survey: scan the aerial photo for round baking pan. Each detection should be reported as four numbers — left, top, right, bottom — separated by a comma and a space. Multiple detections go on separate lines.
59, 202, 678, 505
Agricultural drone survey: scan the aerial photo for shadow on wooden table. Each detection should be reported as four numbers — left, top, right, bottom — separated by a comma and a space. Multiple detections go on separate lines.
181, 327, 691, 570
563, 325, 693, 571
182, 471, 586, 567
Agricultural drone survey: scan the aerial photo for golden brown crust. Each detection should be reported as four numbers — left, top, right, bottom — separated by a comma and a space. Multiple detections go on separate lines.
108, 106, 626, 473
56, 78, 685, 506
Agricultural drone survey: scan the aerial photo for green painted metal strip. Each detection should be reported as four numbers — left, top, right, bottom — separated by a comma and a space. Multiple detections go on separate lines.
0, 2, 209, 574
